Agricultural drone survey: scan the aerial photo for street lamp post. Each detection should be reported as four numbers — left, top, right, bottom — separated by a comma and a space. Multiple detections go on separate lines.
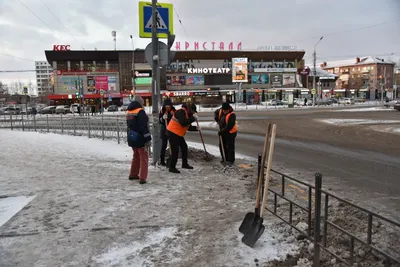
313, 36, 324, 107
130, 35, 136, 98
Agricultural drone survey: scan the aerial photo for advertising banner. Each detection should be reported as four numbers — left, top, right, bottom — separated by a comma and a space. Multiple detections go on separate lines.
95, 76, 108, 91
135, 77, 152, 85
185, 76, 205, 85
271, 74, 282, 87
232, 58, 248, 83
108, 76, 117, 91
87, 76, 95, 92
134, 70, 152, 86
251, 74, 270, 84
282, 74, 296, 87
167, 76, 186, 86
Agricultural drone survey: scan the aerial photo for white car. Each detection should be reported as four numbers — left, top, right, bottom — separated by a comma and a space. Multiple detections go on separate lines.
70, 104, 81, 113
339, 98, 355, 105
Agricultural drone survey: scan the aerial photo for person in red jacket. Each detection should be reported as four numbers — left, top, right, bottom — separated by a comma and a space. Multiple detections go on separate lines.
166, 103, 200, 173
159, 98, 176, 166
214, 102, 237, 165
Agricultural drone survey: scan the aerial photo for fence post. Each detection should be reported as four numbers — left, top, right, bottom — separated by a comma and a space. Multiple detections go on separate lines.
21, 115, 25, 131
10, 115, 13, 130
101, 112, 104, 140
73, 114, 76, 135
61, 115, 64, 134
88, 114, 91, 138
313, 173, 323, 267
46, 115, 49, 133
33, 115, 36, 132
117, 116, 120, 144
257, 153, 262, 180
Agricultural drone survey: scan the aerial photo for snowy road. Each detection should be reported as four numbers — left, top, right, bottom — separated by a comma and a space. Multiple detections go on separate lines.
0, 130, 299, 267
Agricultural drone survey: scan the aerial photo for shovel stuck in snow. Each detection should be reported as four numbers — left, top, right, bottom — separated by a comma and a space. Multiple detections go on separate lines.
242, 124, 277, 248
239, 123, 272, 234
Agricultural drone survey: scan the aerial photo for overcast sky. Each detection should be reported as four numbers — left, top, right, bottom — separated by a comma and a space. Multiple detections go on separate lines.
0, 0, 399, 86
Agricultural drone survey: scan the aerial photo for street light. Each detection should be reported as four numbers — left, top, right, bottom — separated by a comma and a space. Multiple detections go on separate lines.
313, 36, 324, 107
130, 35, 135, 98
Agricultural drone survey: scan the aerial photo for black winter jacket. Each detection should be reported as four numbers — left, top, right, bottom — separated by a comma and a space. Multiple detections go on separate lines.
159, 99, 176, 136
215, 108, 236, 135
126, 101, 151, 147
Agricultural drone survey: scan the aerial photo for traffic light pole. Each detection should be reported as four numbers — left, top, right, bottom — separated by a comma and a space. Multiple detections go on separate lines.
79, 76, 83, 115
151, 0, 160, 165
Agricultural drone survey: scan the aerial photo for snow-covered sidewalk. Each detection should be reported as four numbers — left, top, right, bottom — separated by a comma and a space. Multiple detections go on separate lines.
0, 130, 299, 267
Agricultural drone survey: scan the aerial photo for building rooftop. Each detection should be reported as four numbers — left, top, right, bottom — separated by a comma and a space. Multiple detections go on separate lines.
319, 56, 396, 68
307, 67, 338, 77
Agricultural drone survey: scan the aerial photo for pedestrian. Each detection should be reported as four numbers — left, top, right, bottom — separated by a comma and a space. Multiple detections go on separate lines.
159, 98, 176, 166
166, 102, 200, 173
31, 107, 37, 116
91, 105, 95, 116
214, 102, 237, 166
304, 98, 308, 106
126, 95, 152, 184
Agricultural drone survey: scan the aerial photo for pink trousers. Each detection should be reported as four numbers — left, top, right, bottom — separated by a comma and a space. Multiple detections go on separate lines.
130, 147, 149, 180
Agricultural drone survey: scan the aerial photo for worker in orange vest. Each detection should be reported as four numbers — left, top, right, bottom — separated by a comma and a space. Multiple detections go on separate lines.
126, 95, 151, 184
166, 103, 200, 173
159, 98, 176, 166
214, 102, 237, 165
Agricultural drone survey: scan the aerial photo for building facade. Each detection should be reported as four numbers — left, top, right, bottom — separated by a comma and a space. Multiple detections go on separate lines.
44, 49, 306, 106
35, 61, 53, 96
320, 57, 396, 99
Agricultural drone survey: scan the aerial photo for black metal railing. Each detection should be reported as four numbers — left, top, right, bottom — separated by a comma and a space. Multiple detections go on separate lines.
256, 155, 400, 267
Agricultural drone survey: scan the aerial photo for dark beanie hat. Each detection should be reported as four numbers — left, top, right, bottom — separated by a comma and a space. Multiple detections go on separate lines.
222, 102, 230, 110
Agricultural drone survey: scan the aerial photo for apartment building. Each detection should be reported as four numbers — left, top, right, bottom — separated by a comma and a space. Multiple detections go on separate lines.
320, 56, 396, 99
35, 61, 53, 96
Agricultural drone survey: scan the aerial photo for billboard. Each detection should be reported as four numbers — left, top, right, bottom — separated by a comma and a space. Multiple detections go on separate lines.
167, 76, 186, 86
271, 74, 282, 87
87, 76, 96, 92
134, 70, 152, 86
95, 76, 108, 91
282, 74, 296, 87
108, 76, 117, 91
135, 77, 152, 85
232, 58, 248, 83
251, 74, 269, 84
185, 76, 205, 85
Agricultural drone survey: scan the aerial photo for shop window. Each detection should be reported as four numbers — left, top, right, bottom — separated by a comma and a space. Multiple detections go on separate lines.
70, 61, 81, 71
57, 61, 67, 70
95, 61, 106, 70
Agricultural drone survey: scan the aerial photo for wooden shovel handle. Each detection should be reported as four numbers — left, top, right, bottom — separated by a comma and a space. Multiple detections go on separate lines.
260, 124, 277, 217
255, 123, 272, 209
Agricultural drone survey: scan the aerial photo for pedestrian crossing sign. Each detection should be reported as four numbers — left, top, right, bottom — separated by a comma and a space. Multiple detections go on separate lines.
139, 1, 174, 39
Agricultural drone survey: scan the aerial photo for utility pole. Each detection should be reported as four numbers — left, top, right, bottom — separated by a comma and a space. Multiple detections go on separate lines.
151, 0, 160, 165
382, 66, 386, 103
130, 35, 136, 98
313, 36, 323, 107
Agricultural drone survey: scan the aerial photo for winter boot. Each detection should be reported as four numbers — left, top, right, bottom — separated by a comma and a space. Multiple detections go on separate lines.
159, 160, 167, 166
169, 168, 181, 173
182, 164, 194, 169
129, 175, 139, 180
139, 179, 147, 184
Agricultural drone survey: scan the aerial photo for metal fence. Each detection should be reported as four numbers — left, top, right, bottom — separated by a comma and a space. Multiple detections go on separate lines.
257, 155, 400, 267
0, 114, 129, 145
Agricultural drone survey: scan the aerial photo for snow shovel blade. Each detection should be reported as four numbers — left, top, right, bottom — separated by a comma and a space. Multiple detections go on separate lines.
241, 217, 265, 248
239, 208, 260, 234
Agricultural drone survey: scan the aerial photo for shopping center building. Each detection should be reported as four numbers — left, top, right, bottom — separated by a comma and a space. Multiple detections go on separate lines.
44, 48, 306, 106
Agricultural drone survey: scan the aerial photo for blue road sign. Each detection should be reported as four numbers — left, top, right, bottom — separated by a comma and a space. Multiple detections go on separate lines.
108, 96, 112, 102
138, 1, 174, 38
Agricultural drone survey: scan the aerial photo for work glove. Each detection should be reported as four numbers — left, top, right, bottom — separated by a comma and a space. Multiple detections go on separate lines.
196, 126, 201, 131
192, 113, 199, 120
163, 114, 168, 120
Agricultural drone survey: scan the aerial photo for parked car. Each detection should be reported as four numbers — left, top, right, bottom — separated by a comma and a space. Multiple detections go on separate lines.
40, 106, 56, 114
55, 105, 70, 114
70, 104, 81, 113
339, 98, 355, 105
3, 107, 18, 115
384, 99, 399, 108
20, 107, 33, 115
107, 105, 118, 112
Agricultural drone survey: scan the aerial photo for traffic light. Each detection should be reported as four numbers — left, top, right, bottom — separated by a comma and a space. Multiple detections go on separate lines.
129, 90, 134, 101
167, 31, 176, 65
75, 92, 79, 99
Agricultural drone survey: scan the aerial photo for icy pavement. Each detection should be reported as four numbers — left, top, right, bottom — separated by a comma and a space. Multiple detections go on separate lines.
0, 130, 299, 267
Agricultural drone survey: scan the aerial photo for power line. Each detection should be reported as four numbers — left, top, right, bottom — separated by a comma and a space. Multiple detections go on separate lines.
304, 52, 396, 60
39, 0, 85, 50
18, 0, 61, 40
0, 53, 35, 62
166, 0, 188, 38
294, 18, 400, 44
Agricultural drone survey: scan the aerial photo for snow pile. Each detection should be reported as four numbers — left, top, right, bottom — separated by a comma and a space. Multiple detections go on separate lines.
318, 119, 400, 126
331, 107, 394, 112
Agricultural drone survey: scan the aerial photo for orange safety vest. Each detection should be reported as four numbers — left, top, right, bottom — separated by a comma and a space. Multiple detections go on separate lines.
126, 107, 143, 116
167, 108, 190, 136
218, 109, 237, 134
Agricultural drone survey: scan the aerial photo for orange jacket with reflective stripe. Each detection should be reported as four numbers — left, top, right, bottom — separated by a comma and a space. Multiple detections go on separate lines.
167, 108, 190, 137
218, 109, 237, 134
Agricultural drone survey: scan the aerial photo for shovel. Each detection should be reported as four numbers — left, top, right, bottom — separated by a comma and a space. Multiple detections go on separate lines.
219, 135, 227, 165
239, 123, 272, 234
195, 119, 211, 161
242, 124, 277, 248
